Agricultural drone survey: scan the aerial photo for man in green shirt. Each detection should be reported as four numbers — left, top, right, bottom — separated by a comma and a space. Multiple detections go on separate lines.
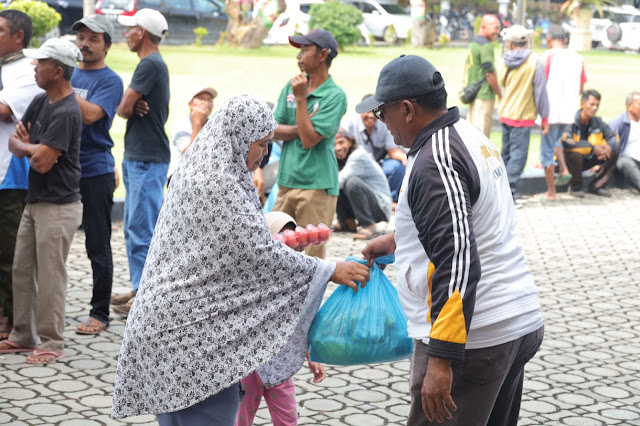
273, 29, 347, 259
464, 14, 502, 137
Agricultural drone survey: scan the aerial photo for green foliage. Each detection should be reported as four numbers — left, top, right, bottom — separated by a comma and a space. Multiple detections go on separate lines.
438, 32, 450, 46
561, 0, 617, 17
193, 26, 208, 46
5, 0, 62, 44
474, 16, 481, 35
308, 2, 364, 49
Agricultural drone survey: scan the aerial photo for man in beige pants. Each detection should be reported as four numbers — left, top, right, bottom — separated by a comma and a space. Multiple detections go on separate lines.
0, 38, 83, 365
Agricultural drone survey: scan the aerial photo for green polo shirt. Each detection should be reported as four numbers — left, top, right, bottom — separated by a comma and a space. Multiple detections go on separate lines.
464, 35, 496, 101
274, 75, 346, 196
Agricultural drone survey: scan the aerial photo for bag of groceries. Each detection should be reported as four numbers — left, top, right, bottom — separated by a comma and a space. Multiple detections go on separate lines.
308, 255, 413, 365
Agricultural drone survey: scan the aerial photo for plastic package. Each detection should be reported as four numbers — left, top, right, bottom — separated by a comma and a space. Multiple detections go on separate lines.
308, 254, 413, 365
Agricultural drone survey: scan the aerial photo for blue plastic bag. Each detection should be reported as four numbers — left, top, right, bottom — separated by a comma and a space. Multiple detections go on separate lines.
308, 254, 413, 365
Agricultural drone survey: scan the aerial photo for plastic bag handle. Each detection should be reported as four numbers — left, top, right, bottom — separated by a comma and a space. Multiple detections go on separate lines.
346, 254, 395, 267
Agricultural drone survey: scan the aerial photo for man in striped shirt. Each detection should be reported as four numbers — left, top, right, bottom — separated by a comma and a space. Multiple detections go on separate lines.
360, 54, 544, 425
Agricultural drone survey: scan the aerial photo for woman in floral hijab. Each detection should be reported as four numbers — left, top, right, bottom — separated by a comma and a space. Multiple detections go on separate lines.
111, 94, 368, 424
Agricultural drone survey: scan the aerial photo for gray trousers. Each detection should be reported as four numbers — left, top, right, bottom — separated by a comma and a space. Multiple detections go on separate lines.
157, 382, 243, 426
408, 326, 544, 426
617, 156, 640, 192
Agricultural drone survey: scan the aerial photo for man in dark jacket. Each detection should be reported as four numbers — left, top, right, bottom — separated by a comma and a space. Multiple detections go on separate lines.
561, 89, 618, 198
610, 91, 640, 193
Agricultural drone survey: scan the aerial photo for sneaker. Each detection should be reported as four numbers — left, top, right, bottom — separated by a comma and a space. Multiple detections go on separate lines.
113, 299, 134, 317
571, 190, 585, 198
111, 290, 136, 306
588, 188, 612, 197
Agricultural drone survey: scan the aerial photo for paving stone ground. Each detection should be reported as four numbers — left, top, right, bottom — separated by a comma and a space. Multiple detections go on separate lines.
1, 190, 640, 425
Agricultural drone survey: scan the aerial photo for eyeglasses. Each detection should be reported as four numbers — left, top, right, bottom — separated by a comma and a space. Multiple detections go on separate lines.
372, 99, 404, 121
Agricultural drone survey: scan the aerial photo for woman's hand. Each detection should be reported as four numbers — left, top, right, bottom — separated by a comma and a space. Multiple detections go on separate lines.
361, 232, 396, 267
330, 261, 370, 292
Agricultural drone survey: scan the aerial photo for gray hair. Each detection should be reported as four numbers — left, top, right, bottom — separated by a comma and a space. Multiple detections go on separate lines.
626, 92, 640, 107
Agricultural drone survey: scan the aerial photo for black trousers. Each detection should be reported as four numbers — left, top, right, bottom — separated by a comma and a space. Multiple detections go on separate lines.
336, 176, 388, 228
80, 173, 115, 325
408, 326, 544, 426
565, 151, 618, 192
0, 189, 27, 321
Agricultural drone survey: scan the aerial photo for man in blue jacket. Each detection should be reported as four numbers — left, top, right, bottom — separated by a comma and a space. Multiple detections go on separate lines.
610, 91, 640, 193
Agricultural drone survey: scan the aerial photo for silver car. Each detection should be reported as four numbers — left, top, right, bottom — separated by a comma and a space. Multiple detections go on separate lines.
342, 0, 411, 44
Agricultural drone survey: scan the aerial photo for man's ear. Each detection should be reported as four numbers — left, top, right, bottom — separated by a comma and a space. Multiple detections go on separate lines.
318, 48, 329, 63
13, 29, 25, 47
402, 100, 415, 124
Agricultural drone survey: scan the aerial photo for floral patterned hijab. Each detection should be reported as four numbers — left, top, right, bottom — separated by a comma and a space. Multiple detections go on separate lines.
112, 95, 334, 418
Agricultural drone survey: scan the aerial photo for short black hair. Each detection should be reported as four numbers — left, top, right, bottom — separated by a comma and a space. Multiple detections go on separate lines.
547, 24, 566, 42
0, 9, 33, 48
415, 73, 448, 111
582, 89, 601, 103
313, 44, 333, 68
148, 33, 162, 45
51, 59, 75, 81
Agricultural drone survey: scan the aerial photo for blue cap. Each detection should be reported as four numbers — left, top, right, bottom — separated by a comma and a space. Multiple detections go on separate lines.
289, 29, 338, 59
356, 54, 445, 113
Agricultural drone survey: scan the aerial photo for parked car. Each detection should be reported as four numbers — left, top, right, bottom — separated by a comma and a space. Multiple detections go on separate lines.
42, 0, 84, 35
264, 0, 371, 46
599, 5, 640, 52
341, 0, 411, 44
95, 0, 228, 45
590, 5, 640, 49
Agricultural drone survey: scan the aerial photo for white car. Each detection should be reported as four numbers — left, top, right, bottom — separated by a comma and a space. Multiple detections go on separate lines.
341, 0, 411, 44
264, 0, 371, 45
590, 5, 640, 50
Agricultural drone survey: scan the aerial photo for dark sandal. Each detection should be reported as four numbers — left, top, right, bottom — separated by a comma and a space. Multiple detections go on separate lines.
332, 222, 357, 233
76, 318, 108, 335
353, 226, 382, 240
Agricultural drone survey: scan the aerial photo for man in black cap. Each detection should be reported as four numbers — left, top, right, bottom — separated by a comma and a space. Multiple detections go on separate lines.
71, 14, 124, 335
272, 29, 346, 259
360, 54, 544, 425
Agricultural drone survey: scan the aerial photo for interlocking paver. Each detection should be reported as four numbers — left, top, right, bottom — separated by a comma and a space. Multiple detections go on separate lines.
1, 190, 640, 425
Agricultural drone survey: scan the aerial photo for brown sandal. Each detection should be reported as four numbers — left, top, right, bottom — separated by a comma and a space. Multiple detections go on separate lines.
331, 222, 357, 233
353, 226, 382, 240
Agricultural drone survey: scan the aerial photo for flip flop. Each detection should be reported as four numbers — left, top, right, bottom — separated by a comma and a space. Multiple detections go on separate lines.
353, 226, 382, 240
76, 318, 108, 335
535, 194, 557, 203
554, 173, 572, 186
0, 339, 35, 354
25, 349, 65, 365
331, 222, 357, 233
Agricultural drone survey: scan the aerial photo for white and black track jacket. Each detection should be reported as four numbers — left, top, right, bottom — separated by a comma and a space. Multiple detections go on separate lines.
394, 107, 542, 361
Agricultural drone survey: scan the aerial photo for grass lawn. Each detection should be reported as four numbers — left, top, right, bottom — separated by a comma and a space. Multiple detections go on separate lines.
105, 43, 640, 198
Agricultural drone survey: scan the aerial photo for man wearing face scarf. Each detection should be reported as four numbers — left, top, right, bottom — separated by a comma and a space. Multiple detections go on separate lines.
111, 95, 369, 424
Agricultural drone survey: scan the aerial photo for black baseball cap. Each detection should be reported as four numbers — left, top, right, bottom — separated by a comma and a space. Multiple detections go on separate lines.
356, 54, 445, 113
289, 29, 338, 59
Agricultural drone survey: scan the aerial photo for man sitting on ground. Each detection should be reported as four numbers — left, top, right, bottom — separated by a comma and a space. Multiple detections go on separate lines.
168, 86, 216, 183
561, 89, 618, 198
333, 128, 391, 240
342, 95, 407, 205
610, 91, 640, 194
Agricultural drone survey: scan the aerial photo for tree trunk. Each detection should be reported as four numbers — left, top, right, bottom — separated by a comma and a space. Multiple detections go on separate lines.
568, 8, 592, 51
410, 0, 436, 47
225, 0, 287, 48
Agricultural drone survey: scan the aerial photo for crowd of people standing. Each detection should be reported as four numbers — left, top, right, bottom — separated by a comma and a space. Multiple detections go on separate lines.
0, 6, 638, 425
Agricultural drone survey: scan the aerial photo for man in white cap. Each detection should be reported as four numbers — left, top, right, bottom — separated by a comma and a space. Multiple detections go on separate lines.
71, 14, 124, 335
113, 9, 170, 316
168, 86, 217, 183
498, 24, 549, 203
1, 38, 83, 364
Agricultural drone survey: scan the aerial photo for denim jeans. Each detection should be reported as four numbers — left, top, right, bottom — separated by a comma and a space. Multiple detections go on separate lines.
501, 124, 532, 195
382, 158, 405, 203
122, 160, 168, 292
540, 124, 565, 168
80, 173, 115, 325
